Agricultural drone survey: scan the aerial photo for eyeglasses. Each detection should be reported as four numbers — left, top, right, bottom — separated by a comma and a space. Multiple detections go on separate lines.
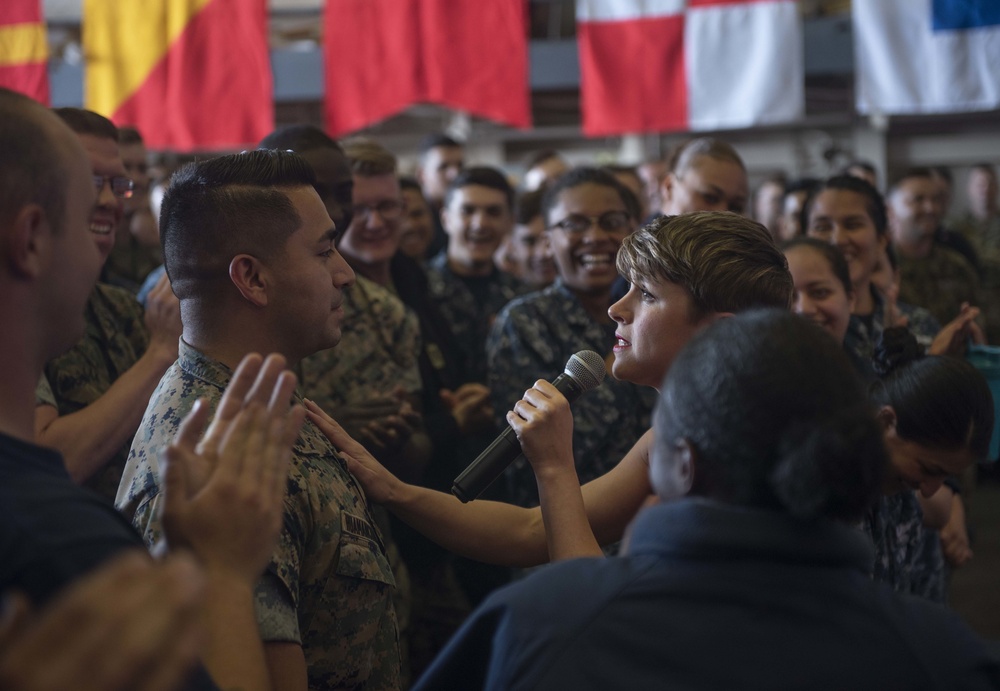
548, 210, 631, 236
93, 175, 135, 199
352, 199, 404, 222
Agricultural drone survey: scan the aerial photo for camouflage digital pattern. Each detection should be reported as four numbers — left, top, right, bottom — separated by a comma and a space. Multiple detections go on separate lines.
42, 282, 149, 500
298, 275, 422, 411
961, 210, 1000, 343
864, 491, 947, 603
952, 212, 1000, 259
425, 252, 528, 384
115, 341, 401, 690
897, 245, 979, 328
844, 288, 941, 363
487, 281, 655, 508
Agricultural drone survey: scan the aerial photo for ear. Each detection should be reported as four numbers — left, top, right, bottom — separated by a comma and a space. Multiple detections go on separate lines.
660, 173, 676, 211
877, 405, 897, 433
5, 204, 51, 280
228, 254, 269, 307
651, 436, 697, 500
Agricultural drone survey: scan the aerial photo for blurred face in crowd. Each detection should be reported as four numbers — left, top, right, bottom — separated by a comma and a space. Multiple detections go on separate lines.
778, 189, 809, 242
785, 244, 854, 344
638, 160, 667, 214
398, 186, 435, 260
77, 133, 127, 262
119, 139, 150, 216
968, 166, 998, 219
299, 147, 355, 233
523, 155, 569, 192
341, 173, 403, 269
507, 213, 556, 289
661, 155, 748, 216
546, 182, 630, 297
806, 188, 886, 297
754, 180, 784, 237
888, 176, 943, 248
442, 184, 512, 276
419, 145, 464, 205
881, 415, 975, 498
611, 169, 648, 221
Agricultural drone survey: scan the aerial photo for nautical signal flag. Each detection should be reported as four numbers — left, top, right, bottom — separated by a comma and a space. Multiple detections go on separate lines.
855, 0, 1000, 116
0, 0, 49, 104
323, 0, 531, 137
83, 0, 273, 152
576, 0, 804, 137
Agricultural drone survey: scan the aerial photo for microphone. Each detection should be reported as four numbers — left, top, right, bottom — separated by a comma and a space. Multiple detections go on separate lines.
451, 350, 606, 503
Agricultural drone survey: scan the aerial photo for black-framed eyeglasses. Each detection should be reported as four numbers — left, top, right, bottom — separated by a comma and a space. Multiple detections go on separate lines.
93, 175, 135, 199
353, 199, 404, 222
548, 210, 631, 236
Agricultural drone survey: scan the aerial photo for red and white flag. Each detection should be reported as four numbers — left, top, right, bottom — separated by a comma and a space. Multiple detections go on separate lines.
576, 0, 803, 136
324, 0, 531, 137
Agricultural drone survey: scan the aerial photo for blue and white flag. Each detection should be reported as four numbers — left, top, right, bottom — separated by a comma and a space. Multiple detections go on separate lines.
855, 0, 1000, 115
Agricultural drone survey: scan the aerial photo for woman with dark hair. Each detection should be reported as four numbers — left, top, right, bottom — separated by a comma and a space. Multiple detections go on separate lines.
486, 167, 655, 509
412, 310, 1000, 689
866, 328, 993, 601
803, 175, 941, 357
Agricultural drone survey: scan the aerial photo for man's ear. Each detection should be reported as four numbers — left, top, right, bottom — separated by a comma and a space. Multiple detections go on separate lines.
651, 436, 697, 500
877, 405, 897, 433
228, 254, 269, 307
5, 204, 51, 280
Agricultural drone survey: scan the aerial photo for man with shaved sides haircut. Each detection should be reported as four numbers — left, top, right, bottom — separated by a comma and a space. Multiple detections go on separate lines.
117, 150, 400, 690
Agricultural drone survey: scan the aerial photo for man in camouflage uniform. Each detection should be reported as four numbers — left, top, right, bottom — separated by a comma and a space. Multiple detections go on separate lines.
426, 167, 528, 385
116, 150, 400, 690
887, 168, 980, 328
34, 108, 181, 501
954, 164, 1000, 343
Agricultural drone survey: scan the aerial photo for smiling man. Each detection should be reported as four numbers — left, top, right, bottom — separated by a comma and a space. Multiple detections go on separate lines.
426, 167, 527, 385
34, 108, 181, 501
888, 168, 979, 327
116, 150, 401, 690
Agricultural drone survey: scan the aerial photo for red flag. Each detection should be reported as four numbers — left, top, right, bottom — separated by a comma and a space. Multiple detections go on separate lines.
0, 0, 49, 104
84, 0, 273, 152
577, 0, 803, 136
324, 0, 531, 136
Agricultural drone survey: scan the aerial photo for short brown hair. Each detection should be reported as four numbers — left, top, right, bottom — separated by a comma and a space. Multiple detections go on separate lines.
53, 107, 118, 141
668, 137, 745, 176
617, 212, 792, 318
342, 137, 397, 177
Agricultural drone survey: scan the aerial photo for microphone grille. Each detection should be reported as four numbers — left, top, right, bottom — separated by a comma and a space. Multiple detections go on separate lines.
565, 350, 606, 391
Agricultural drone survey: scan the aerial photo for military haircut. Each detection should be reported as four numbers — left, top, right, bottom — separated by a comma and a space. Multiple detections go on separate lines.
342, 137, 397, 177
419, 132, 461, 158
888, 167, 936, 196
514, 188, 545, 226
53, 107, 118, 141
160, 149, 316, 301
0, 88, 68, 233
258, 124, 342, 155
118, 125, 143, 146
668, 137, 745, 176
444, 166, 515, 211
617, 211, 793, 319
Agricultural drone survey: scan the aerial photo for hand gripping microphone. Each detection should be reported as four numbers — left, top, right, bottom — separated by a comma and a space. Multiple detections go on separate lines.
451, 350, 606, 503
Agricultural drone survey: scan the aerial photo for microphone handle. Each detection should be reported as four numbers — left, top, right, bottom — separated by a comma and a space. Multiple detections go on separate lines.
450, 372, 586, 503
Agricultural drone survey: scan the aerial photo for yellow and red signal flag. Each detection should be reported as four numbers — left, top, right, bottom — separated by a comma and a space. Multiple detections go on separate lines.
0, 0, 49, 104
84, 0, 273, 151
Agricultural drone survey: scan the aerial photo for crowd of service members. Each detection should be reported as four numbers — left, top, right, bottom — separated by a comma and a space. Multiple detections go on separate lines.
2, 91, 999, 690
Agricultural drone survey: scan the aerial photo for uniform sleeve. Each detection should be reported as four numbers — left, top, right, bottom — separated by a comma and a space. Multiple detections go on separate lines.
486, 302, 558, 429
254, 570, 302, 644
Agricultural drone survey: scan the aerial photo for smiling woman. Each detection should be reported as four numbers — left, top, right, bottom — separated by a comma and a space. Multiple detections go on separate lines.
486, 167, 655, 509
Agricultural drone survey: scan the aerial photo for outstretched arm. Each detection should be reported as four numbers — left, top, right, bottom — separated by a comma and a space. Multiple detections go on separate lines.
306, 398, 654, 566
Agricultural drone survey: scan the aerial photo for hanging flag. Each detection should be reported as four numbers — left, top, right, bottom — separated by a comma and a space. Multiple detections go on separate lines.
0, 0, 49, 104
855, 0, 1000, 116
324, 0, 531, 137
84, 0, 273, 151
576, 0, 803, 137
